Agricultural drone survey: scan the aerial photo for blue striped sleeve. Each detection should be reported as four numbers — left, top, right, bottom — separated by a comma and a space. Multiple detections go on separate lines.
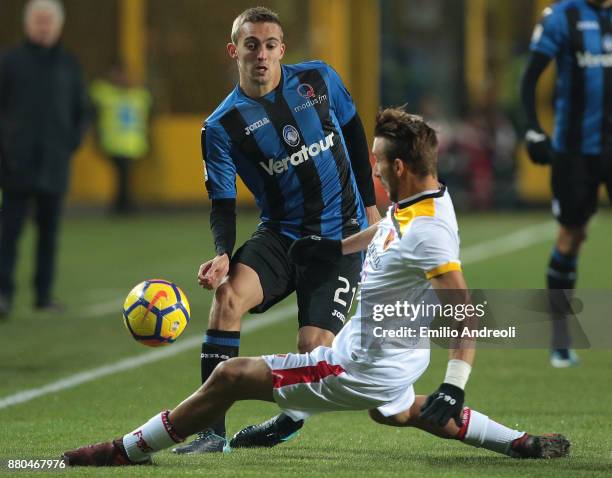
323, 64, 357, 127
202, 121, 237, 200
530, 6, 565, 58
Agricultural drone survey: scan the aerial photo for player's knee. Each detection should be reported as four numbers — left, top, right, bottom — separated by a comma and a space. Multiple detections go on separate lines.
368, 409, 388, 425
571, 228, 587, 246
297, 327, 334, 353
558, 226, 587, 253
211, 358, 245, 389
211, 283, 244, 326
368, 409, 412, 427
213, 282, 238, 311
297, 337, 319, 353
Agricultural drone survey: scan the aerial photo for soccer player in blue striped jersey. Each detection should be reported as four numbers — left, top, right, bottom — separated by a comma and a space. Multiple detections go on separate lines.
171, 7, 380, 454
521, 0, 612, 368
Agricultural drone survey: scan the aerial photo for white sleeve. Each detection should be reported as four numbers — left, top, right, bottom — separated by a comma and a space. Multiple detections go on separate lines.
401, 217, 461, 279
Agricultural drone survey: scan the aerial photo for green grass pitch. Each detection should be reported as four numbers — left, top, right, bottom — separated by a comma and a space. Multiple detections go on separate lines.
1, 209, 611, 477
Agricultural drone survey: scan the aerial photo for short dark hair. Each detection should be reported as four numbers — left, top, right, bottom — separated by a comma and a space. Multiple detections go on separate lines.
231, 7, 283, 44
374, 106, 438, 177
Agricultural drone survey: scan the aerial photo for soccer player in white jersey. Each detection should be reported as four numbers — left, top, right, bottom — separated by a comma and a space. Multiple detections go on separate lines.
62, 108, 569, 466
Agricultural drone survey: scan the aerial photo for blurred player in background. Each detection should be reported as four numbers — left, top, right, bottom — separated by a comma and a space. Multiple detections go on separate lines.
172, 7, 380, 453
90, 63, 152, 215
0, 0, 87, 318
62, 108, 570, 467
521, 0, 612, 367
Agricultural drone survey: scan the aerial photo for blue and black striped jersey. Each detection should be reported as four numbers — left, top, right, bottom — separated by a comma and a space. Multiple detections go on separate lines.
530, 0, 612, 155
202, 60, 367, 240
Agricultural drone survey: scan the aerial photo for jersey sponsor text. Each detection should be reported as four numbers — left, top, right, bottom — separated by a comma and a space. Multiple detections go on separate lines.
259, 133, 335, 175
576, 51, 612, 68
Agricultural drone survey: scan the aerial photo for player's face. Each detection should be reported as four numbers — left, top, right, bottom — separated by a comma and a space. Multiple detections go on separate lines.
228, 22, 285, 93
372, 137, 401, 203
25, 7, 63, 48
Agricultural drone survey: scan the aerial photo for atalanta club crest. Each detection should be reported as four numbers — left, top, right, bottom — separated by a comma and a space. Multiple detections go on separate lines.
282, 125, 301, 147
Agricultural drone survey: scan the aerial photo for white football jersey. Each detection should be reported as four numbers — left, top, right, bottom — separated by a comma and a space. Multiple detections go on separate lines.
332, 185, 461, 384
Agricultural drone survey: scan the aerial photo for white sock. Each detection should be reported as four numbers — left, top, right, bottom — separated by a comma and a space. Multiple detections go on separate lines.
122, 411, 183, 463
458, 408, 525, 456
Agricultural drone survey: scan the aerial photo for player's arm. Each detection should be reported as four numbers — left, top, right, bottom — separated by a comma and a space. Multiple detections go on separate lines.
325, 63, 380, 225
342, 221, 379, 254
520, 52, 551, 134
340, 112, 380, 225
210, 199, 236, 259
198, 123, 237, 290
419, 269, 475, 427
288, 222, 379, 265
198, 198, 236, 289
520, 52, 554, 165
520, 6, 561, 165
430, 270, 475, 368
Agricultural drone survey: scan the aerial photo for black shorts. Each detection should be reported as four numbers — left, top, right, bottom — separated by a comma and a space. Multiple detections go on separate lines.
231, 227, 362, 335
551, 153, 612, 227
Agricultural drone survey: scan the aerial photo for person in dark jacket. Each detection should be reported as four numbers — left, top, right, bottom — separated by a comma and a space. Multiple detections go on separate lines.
0, 0, 88, 318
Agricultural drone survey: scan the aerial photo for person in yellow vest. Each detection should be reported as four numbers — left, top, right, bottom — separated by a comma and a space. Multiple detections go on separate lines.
90, 64, 152, 214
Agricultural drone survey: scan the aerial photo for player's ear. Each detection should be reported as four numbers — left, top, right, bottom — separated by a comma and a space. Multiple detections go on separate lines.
227, 42, 238, 59
393, 158, 404, 177
278, 42, 286, 60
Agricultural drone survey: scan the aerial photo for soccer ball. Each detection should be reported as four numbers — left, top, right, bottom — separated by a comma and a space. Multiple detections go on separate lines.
122, 279, 190, 347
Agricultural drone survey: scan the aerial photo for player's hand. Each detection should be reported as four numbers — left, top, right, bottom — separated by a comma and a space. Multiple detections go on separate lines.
198, 254, 230, 290
525, 129, 553, 165
365, 205, 381, 226
288, 235, 342, 266
419, 383, 465, 428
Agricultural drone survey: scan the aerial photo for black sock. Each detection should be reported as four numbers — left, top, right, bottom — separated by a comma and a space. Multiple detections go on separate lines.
546, 248, 577, 350
201, 329, 240, 437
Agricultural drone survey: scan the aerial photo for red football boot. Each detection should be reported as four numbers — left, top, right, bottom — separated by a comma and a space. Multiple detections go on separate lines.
511, 433, 570, 459
62, 438, 151, 466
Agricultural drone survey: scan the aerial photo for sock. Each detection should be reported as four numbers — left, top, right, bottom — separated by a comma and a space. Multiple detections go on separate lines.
547, 248, 577, 350
200, 329, 240, 437
122, 410, 184, 463
457, 408, 524, 456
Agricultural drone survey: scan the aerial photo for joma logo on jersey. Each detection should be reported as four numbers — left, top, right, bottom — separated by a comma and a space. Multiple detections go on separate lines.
244, 117, 270, 136
576, 51, 612, 68
259, 133, 335, 175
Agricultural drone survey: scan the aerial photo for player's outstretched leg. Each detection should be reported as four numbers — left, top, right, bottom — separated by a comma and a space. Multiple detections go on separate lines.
229, 325, 334, 448
369, 395, 570, 459
62, 357, 274, 466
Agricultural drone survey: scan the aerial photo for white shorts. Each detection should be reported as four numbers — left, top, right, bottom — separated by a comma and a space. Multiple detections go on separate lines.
262, 346, 428, 421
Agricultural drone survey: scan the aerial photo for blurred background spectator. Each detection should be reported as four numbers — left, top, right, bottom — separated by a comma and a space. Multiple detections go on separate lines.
90, 63, 152, 215
0, 0, 88, 317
